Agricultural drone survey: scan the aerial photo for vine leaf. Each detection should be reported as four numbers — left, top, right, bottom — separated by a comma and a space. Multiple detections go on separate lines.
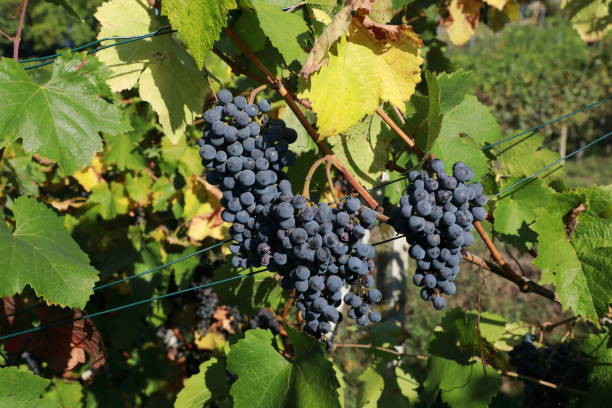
441, 0, 482, 45
94, 0, 208, 144
429, 95, 501, 182
423, 309, 501, 408
226, 328, 341, 408
356, 366, 384, 407
0, 197, 99, 308
43, 380, 83, 407
331, 114, 394, 189
88, 182, 130, 220
1, 298, 106, 374
0, 56, 127, 174
45, 0, 81, 19
161, 0, 237, 69
174, 358, 217, 408
531, 187, 609, 321
569, 186, 612, 319
581, 330, 612, 407
0, 367, 52, 407
212, 265, 284, 315
493, 179, 554, 237
245, 0, 309, 67
493, 133, 561, 181
562, 0, 612, 42
299, 19, 423, 137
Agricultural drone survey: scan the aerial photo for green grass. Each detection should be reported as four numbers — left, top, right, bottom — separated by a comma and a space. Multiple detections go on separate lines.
564, 153, 612, 188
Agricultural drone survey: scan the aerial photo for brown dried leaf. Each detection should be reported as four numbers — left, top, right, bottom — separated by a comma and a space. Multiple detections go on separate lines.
0, 297, 107, 374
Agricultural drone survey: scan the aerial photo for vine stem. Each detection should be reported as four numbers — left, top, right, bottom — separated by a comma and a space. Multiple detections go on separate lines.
375, 107, 424, 158
216, 30, 559, 303
303, 156, 327, 199
463, 251, 559, 302
334, 343, 588, 395
248, 84, 266, 104
13, 0, 29, 60
0, 30, 11, 41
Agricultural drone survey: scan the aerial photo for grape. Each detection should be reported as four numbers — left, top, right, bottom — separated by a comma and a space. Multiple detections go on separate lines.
204, 109, 221, 124
509, 339, 588, 407
234, 111, 250, 127
423, 274, 436, 288
326, 275, 343, 291
217, 89, 233, 104
471, 206, 487, 221
432, 296, 447, 310
233, 95, 247, 109
392, 158, 486, 310
258, 99, 272, 112
366, 289, 382, 303
245, 104, 259, 117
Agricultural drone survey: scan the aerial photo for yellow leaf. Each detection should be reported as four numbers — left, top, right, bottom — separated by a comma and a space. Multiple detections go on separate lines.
311, 8, 332, 25
443, 0, 482, 46
188, 215, 228, 242
194, 331, 226, 351
562, 0, 611, 42
299, 20, 423, 137
72, 155, 104, 191
484, 0, 508, 11
149, 226, 167, 242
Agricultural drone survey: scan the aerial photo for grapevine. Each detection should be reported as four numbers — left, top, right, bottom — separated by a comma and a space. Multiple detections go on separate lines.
0, 1, 609, 406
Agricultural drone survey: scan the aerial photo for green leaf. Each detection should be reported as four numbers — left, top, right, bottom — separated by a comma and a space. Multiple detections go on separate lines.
331, 114, 394, 189
0, 367, 50, 402
162, 0, 237, 69
174, 359, 217, 408
387, 366, 419, 406
531, 189, 602, 320
287, 327, 341, 407
213, 265, 284, 315
234, 11, 267, 53
226, 328, 340, 408
493, 133, 561, 181
430, 95, 501, 182
493, 179, 555, 236
88, 182, 129, 220
581, 330, 612, 407
103, 132, 145, 171
0, 57, 127, 174
437, 70, 475, 114
424, 357, 501, 408
246, 0, 310, 67
356, 367, 384, 407
424, 309, 501, 407
125, 172, 153, 205
161, 135, 203, 179
45, 0, 81, 19
0, 197, 99, 308
95, 0, 208, 143
227, 329, 293, 407
43, 380, 83, 407
570, 186, 612, 319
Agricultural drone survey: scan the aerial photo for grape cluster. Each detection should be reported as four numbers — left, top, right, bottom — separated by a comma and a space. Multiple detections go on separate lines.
198, 89, 297, 270
193, 278, 219, 333
273, 197, 382, 339
509, 335, 588, 407
248, 309, 280, 335
392, 159, 487, 310
198, 89, 382, 341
